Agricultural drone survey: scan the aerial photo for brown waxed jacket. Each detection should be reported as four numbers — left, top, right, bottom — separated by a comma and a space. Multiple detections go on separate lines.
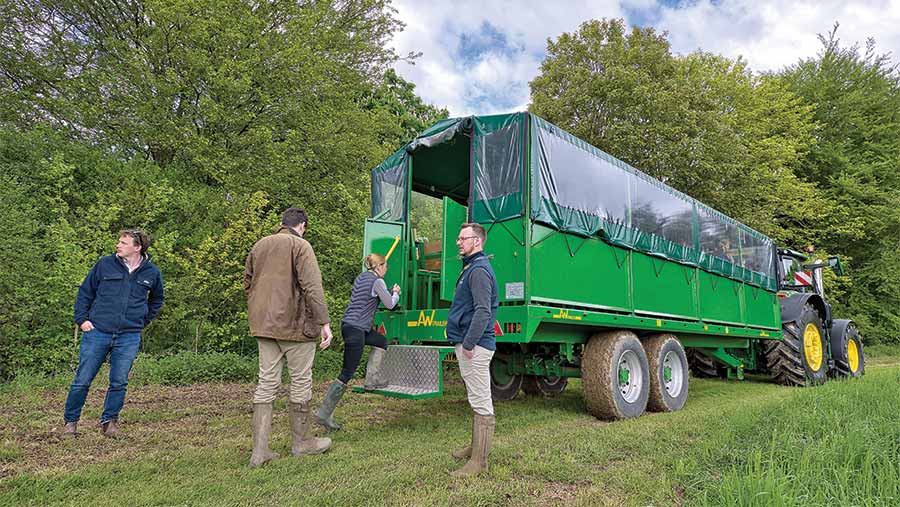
244, 226, 329, 342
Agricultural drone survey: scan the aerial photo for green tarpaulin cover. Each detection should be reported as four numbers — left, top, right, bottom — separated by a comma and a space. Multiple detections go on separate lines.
371, 112, 777, 291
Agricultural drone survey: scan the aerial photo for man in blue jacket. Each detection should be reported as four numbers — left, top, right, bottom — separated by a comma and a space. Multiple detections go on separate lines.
446, 222, 498, 477
63, 229, 164, 438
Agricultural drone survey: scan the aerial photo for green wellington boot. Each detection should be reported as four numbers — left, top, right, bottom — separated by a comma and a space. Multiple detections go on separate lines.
314, 380, 347, 431
363, 347, 389, 391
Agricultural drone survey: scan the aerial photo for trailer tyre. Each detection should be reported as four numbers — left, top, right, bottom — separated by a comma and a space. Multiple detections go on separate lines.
830, 320, 865, 379
686, 348, 725, 379
582, 330, 649, 420
489, 354, 523, 401
644, 334, 689, 412
522, 375, 568, 396
766, 303, 828, 386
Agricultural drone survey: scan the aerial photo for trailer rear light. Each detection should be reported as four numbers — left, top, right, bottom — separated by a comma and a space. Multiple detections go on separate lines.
503, 322, 522, 334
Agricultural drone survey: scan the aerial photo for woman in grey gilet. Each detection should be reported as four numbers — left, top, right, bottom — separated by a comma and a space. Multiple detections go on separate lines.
315, 253, 399, 431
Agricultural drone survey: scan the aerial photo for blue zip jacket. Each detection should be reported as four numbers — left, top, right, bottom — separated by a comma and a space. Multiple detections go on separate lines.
73, 254, 165, 334
446, 251, 499, 351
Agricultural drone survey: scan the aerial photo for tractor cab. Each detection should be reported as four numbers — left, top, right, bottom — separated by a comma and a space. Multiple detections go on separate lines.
777, 248, 844, 298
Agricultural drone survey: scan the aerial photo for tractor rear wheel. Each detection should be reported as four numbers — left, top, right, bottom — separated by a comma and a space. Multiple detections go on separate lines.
830, 320, 865, 379
522, 375, 568, 396
766, 303, 828, 386
582, 330, 649, 420
644, 334, 689, 412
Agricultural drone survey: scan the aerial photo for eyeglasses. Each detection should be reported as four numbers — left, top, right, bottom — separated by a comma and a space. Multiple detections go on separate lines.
456, 236, 478, 243
127, 230, 144, 248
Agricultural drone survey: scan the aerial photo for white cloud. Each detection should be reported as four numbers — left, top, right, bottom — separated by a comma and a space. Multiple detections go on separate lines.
389, 1, 900, 116
390, 0, 624, 116
656, 0, 900, 73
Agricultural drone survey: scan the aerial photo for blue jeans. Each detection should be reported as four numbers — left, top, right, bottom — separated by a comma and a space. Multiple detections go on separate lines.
63, 329, 141, 423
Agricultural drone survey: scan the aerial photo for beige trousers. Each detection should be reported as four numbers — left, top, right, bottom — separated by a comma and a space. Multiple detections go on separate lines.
253, 338, 316, 404
455, 344, 495, 416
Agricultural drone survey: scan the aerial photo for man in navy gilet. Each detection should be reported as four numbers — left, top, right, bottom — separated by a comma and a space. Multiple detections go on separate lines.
63, 230, 164, 438
446, 222, 499, 477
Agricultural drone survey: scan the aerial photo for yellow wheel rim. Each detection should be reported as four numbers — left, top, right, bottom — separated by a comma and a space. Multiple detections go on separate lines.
803, 323, 823, 372
848, 338, 860, 373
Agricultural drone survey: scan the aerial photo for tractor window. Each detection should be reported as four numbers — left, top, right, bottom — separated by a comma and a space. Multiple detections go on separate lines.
781, 256, 803, 284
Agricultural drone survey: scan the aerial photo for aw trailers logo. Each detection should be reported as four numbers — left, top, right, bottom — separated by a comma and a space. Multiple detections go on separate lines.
406, 310, 505, 336
551, 309, 583, 321
407, 310, 447, 328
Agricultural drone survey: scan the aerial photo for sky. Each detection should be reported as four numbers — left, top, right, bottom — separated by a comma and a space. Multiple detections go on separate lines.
388, 0, 900, 116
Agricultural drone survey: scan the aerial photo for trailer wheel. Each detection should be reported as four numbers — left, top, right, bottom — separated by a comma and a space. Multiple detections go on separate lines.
582, 330, 649, 420
489, 354, 523, 401
830, 320, 865, 379
766, 303, 828, 386
644, 334, 689, 412
686, 349, 725, 379
522, 375, 568, 396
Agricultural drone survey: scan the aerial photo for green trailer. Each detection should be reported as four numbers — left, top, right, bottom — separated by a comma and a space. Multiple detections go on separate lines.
360, 112, 865, 420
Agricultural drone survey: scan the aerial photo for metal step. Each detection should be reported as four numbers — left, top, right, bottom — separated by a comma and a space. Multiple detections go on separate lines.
352, 344, 455, 399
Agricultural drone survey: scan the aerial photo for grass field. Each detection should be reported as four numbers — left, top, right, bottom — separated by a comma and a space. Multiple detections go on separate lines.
1, 354, 898, 506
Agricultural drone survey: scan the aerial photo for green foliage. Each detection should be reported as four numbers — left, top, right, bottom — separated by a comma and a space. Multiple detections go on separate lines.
2, 5, 899, 379
0, 0, 442, 376
686, 367, 900, 506
132, 351, 258, 386
410, 191, 444, 243
167, 192, 277, 352
778, 25, 900, 344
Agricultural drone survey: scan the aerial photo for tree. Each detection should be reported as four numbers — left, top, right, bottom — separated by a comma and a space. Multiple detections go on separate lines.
0, 0, 446, 373
528, 18, 824, 243
779, 25, 900, 343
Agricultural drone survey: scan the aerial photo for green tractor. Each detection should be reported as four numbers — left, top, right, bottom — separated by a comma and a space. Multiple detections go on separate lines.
766, 250, 864, 384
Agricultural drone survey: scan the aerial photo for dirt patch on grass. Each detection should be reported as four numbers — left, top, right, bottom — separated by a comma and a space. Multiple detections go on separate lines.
0, 382, 335, 479
542, 480, 581, 501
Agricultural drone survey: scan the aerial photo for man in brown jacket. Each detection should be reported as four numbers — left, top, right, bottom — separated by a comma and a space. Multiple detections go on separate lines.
244, 207, 333, 467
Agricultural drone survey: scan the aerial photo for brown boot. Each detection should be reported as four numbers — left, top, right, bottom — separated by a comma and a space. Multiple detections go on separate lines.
451, 444, 471, 460
451, 414, 494, 477
290, 402, 331, 456
63, 422, 78, 437
100, 420, 120, 439
249, 403, 279, 468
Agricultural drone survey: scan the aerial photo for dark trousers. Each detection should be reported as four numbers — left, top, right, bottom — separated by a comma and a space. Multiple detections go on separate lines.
338, 323, 387, 384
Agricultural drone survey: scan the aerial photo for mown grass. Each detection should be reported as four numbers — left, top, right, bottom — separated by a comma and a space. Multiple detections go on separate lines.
0, 359, 897, 506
